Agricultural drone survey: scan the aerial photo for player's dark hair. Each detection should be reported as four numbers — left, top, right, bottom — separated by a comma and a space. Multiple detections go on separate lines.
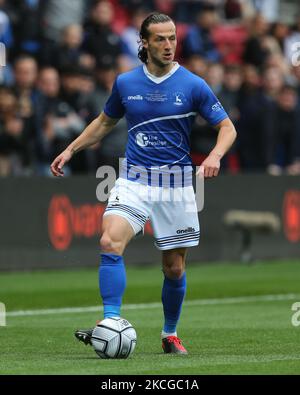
138, 12, 174, 64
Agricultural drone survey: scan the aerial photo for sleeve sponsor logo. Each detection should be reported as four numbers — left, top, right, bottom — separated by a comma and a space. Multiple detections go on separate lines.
211, 101, 224, 112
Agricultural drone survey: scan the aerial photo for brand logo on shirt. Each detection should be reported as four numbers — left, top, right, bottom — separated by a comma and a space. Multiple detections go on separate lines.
176, 227, 195, 234
212, 101, 224, 112
128, 95, 143, 100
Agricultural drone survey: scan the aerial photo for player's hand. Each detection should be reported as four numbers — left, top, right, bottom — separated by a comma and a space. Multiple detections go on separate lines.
50, 149, 73, 177
197, 153, 221, 178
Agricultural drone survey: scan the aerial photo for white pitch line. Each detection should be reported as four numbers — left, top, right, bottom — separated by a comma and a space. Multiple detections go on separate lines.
6, 293, 300, 318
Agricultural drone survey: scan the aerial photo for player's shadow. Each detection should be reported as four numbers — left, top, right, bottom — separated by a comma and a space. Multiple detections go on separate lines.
74, 351, 192, 360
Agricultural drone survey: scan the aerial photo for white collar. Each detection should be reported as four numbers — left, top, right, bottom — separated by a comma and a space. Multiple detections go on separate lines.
143, 62, 180, 84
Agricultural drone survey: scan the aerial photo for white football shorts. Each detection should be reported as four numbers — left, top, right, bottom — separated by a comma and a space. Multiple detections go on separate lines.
103, 178, 200, 250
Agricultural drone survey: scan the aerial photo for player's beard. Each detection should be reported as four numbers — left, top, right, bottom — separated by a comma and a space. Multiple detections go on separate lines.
148, 48, 174, 69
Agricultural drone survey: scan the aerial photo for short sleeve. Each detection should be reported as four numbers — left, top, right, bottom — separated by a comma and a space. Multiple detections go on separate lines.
104, 78, 125, 119
195, 80, 228, 126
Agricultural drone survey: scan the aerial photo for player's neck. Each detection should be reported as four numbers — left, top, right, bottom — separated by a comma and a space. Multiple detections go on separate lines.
145, 62, 176, 77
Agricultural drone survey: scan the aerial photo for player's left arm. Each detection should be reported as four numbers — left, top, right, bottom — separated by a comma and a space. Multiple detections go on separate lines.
198, 117, 237, 178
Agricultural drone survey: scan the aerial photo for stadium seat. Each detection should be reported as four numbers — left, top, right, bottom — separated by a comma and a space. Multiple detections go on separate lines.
212, 23, 248, 64
175, 22, 189, 61
223, 210, 281, 263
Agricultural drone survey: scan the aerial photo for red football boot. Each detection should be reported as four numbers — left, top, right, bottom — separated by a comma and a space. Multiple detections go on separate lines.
162, 336, 188, 355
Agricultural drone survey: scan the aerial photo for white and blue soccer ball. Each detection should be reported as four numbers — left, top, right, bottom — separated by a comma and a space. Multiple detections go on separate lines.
91, 317, 137, 359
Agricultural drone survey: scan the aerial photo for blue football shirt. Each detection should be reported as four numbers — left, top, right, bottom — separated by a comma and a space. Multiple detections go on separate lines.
104, 63, 228, 186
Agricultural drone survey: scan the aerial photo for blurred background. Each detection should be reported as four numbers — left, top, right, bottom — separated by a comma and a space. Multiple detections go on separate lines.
0, 0, 300, 269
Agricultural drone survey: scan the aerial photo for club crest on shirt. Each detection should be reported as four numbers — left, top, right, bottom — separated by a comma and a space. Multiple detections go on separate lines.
172, 92, 186, 106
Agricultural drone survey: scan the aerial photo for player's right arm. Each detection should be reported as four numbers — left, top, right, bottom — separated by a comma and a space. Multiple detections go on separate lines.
50, 112, 119, 177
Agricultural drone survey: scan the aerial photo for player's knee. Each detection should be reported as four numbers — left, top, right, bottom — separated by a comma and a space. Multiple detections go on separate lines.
163, 261, 185, 279
100, 233, 122, 255
167, 266, 184, 279
163, 250, 186, 279
99, 234, 113, 252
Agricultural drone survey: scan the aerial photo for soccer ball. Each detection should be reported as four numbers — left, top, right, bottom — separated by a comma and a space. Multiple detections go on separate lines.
91, 317, 137, 359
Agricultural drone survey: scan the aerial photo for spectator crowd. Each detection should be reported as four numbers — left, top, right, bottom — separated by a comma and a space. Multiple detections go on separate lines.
0, 0, 300, 176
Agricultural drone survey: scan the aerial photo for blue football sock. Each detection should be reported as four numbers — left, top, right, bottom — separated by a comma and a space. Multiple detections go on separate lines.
162, 272, 186, 334
99, 253, 126, 319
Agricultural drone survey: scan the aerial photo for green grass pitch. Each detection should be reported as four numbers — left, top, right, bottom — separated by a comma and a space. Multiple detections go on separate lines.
0, 260, 300, 375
